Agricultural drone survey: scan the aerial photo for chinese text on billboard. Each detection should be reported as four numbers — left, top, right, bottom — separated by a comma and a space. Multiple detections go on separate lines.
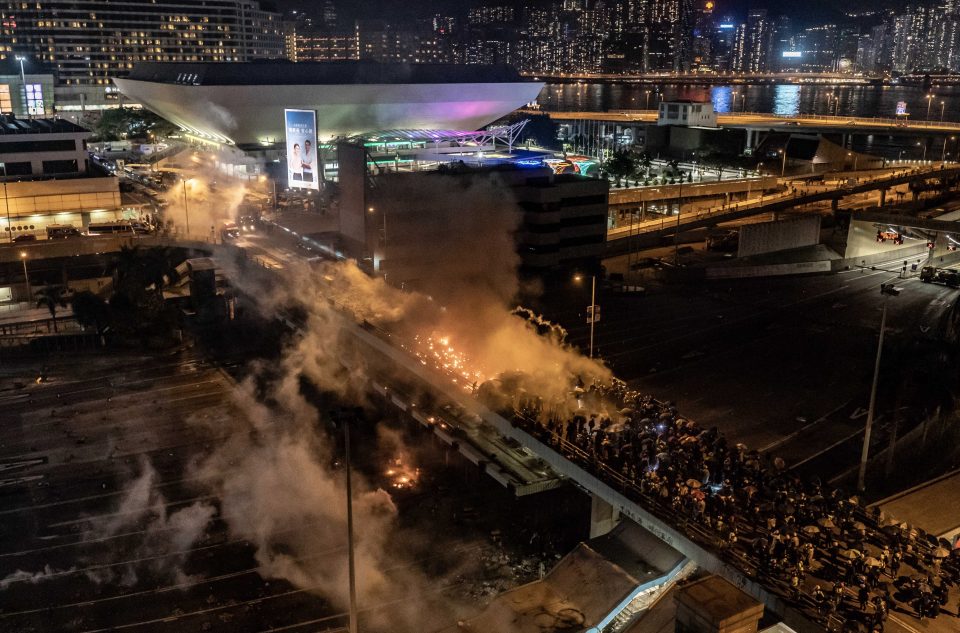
284, 109, 319, 190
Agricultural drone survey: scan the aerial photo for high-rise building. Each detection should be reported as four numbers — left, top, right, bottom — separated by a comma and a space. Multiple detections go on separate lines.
745, 9, 772, 72
690, 0, 716, 71
0, 0, 283, 111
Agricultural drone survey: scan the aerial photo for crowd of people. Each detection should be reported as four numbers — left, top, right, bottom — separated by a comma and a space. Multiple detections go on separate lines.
508, 378, 960, 631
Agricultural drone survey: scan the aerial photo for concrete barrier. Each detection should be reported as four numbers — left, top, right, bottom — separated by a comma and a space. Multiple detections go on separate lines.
705, 260, 832, 279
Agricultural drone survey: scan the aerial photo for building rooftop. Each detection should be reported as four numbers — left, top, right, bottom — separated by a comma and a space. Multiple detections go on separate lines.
0, 116, 88, 136
126, 60, 526, 86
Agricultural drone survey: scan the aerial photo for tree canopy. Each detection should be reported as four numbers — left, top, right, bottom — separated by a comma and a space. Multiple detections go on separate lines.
93, 108, 177, 142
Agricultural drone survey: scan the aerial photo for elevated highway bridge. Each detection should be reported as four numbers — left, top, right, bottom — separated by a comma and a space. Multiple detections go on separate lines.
219, 231, 955, 633
530, 109, 960, 137
605, 165, 960, 254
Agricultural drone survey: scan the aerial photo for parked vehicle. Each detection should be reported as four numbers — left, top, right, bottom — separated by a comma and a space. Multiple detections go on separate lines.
46, 224, 83, 239
87, 220, 152, 235
920, 266, 960, 287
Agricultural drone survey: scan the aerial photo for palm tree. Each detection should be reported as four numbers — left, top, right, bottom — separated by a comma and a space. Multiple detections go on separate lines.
141, 246, 179, 297
72, 290, 110, 338
667, 159, 681, 178
604, 149, 637, 188
640, 153, 653, 178
36, 285, 68, 333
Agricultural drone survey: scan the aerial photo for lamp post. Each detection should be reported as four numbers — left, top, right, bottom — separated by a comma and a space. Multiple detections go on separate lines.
918, 141, 928, 161
940, 100, 946, 122
779, 148, 787, 177
645, 90, 651, 110
1, 162, 10, 243
20, 251, 31, 302
14, 55, 28, 117
858, 282, 900, 492
847, 151, 858, 172
926, 94, 934, 120
574, 273, 598, 359
181, 178, 192, 238
673, 175, 684, 266
332, 408, 361, 633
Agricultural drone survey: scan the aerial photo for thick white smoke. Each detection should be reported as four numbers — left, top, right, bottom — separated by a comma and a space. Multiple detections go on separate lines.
159, 149, 253, 239
83, 456, 217, 587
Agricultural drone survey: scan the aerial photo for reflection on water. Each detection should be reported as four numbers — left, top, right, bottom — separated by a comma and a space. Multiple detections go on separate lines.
711, 85, 732, 113
771, 85, 801, 116
538, 82, 960, 122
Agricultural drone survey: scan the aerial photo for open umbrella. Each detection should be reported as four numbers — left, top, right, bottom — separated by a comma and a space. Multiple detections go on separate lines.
619, 407, 635, 416
802, 525, 820, 535
933, 547, 950, 558
839, 549, 862, 560
817, 517, 837, 529
686, 479, 702, 489
864, 557, 883, 567
852, 521, 866, 531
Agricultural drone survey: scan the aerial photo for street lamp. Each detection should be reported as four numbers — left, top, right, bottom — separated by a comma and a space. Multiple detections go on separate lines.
14, 55, 27, 117
332, 408, 361, 633
670, 169, 687, 266
926, 94, 934, 120
847, 151, 858, 172
779, 148, 787, 177
917, 141, 928, 161
941, 135, 955, 163
645, 89, 651, 110
20, 251, 31, 302
1, 162, 10, 243
940, 100, 946, 122
181, 178, 192, 238
573, 272, 598, 359
858, 282, 900, 492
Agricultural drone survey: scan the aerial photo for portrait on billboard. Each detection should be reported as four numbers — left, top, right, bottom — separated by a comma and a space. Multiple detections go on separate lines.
284, 109, 319, 190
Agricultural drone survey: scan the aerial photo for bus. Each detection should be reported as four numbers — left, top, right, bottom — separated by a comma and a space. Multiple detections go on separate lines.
46, 224, 83, 240
86, 220, 152, 236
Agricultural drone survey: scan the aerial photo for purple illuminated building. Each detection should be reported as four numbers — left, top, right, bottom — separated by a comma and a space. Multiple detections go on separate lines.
114, 61, 544, 146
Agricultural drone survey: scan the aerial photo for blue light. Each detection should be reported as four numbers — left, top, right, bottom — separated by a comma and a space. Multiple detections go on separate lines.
516, 159, 543, 167
718, 23, 735, 29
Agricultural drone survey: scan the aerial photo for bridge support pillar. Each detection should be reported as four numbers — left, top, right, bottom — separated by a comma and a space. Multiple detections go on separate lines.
745, 129, 754, 150
831, 198, 839, 211
879, 188, 887, 207
589, 493, 620, 538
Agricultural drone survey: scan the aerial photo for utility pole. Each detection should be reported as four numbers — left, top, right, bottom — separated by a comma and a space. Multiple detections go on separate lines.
674, 176, 683, 266
334, 408, 361, 633
182, 179, 191, 238
858, 282, 900, 491
1, 162, 10, 243
588, 274, 596, 359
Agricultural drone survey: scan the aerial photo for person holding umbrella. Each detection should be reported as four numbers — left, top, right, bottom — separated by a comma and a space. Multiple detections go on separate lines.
859, 584, 870, 611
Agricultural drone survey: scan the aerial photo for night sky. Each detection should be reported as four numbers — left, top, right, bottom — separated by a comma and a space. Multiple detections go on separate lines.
272, 0, 881, 26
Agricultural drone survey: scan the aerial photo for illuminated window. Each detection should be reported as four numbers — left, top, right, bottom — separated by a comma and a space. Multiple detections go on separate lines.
25, 83, 43, 115
0, 84, 11, 112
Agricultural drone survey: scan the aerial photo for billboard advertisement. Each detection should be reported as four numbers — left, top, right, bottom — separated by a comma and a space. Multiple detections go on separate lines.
896, 101, 908, 116
284, 109, 319, 190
